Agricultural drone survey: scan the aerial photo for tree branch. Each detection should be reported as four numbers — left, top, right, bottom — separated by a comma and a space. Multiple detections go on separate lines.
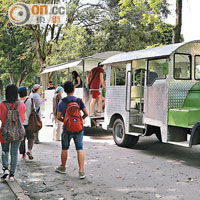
28, 25, 45, 71
20, 73, 30, 86
42, 24, 49, 59
47, 24, 55, 56
9, 73, 14, 84
54, 25, 62, 42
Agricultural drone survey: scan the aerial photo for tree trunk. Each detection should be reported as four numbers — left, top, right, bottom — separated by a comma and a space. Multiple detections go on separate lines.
49, 72, 54, 82
0, 79, 3, 97
29, 2, 79, 90
9, 73, 15, 84
41, 73, 49, 91
16, 73, 23, 87
40, 72, 56, 91
17, 73, 29, 87
172, 0, 182, 43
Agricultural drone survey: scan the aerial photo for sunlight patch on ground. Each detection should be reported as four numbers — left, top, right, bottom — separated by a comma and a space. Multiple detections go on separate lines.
166, 159, 186, 164
84, 136, 115, 145
112, 186, 156, 193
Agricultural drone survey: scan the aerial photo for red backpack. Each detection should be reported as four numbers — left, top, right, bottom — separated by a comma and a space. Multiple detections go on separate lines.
62, 98, 83, 134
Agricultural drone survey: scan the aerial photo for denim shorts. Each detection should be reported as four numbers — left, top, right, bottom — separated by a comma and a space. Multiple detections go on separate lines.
61, 129, 84, 150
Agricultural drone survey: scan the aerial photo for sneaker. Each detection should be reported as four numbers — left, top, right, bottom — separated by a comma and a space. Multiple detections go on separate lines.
55, 166, 66, 174
1, 169, 9, 181
9, 175, 14, 182
22, 154, 26, 159
26, 150, 34, 160
79, 171, 86, 179
94, 111, 101, 116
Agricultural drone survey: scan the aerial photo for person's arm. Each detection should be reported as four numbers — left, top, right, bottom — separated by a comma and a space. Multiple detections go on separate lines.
57, 112, 64, 122
80, 100, 88, 119
100, 73, 106, 88
74, 76, 81, 88
57, 100, 64, 122
82, 108, 88, 120
56, 94, 61, 106
34, 94, 46, 107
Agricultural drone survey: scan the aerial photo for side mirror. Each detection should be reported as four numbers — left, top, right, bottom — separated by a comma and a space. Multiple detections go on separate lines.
163, 62, 169, 75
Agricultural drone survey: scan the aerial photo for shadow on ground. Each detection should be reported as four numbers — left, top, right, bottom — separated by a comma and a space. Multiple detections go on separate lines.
84, 127, 112, 140
126, 136, 200, 169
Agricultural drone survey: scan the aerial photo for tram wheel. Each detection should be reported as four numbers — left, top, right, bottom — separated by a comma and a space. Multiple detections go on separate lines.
113, 119, 139, 147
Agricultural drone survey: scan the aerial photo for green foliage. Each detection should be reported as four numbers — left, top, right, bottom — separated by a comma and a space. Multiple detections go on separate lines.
44, 0, 174, 70
119, 0, 171, 40
86, 0, 173, 53
0, 0, 175, 90
0, 0, 40, 89
0, 24, 39, 87
46, 25, 89, 66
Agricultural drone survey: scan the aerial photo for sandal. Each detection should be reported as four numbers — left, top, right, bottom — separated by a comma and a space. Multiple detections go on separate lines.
1, 168, 9, 181
9, 174, 14, 182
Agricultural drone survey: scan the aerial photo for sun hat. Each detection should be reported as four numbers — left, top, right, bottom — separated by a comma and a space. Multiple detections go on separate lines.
33, 84, 42, 90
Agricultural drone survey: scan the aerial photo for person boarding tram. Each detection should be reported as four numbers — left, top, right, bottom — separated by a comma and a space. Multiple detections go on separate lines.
88, 63, 106, 116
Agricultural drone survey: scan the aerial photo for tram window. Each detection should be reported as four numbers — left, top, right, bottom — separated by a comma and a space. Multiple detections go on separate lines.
147, 58, 167, 85
110, 66, 126, 86
132, 69, 145, 86
195, 55, 200, 80
174, 53, 191, 80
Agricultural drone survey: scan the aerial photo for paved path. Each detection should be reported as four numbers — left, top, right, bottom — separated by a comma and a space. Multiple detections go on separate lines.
1, 125, 200, 199
0, 164, 31, 200
0, 179, 16, 200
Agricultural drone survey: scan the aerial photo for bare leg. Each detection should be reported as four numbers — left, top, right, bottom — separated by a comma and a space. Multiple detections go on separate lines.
90, 98, 96, 115
53, 117, 57, 141
53, 118, 62, 141
61, 150, 68, 167
77, 150, 84, 172
96, 94, 101, 112
56, 120, 62, 141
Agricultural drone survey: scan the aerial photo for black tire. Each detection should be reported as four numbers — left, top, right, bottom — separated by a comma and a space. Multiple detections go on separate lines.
113, 119, 139, 147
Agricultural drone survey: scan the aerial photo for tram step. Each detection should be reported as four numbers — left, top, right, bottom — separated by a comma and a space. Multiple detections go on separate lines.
90, 116, 104, 119
167, 141, 190, 147
127, 132, 143, 136
131, 124, 145, 129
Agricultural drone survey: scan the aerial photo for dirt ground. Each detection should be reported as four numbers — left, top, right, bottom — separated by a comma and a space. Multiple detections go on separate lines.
5, 125, 200, 200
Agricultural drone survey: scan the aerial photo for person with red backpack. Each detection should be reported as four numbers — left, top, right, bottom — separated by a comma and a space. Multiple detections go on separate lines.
0, 84, 26, 181
56, 81, 88, 179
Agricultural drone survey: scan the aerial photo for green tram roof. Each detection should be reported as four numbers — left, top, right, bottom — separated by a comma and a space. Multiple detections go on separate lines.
101, 40, 200, 65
